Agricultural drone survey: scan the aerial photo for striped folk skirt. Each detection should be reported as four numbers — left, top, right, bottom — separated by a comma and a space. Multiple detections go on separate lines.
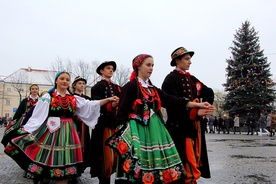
5, 117, 84, 180
1, 117, 26, 147
106, 114, 186, 183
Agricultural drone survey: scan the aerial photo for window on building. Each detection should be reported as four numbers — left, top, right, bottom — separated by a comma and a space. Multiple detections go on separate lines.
5, 99, 10, 106
6, 87, 11, 92
5, 113, 9, 118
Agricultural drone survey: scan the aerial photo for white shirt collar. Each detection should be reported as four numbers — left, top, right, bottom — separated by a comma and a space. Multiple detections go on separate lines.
55, 89, 70, 97
29, 95, 39, 100
137, 77, 151, 88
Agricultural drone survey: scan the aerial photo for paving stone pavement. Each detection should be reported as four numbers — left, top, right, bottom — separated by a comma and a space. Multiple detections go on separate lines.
0, 126, 275, 184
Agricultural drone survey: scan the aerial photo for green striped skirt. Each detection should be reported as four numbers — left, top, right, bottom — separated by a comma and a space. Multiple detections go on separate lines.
107, 114, 186, 183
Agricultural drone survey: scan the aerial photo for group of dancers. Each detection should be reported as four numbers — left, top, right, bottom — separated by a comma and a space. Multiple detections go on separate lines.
1, 46, 215, 184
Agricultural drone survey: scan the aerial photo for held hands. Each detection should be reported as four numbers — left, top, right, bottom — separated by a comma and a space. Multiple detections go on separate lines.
197, 102, 216, 116
108, 96, 119, 102
111, 96, 120, 107
187, 101, 214, 109
100, 96, 119, 106
197, 102, 214, 109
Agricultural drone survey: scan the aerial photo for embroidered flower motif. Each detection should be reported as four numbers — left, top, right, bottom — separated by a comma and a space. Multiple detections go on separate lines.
143, 111, 150, 121
28, 164, 43, 174
52, 169, 62, 177
162, 169, 173, 183
50, 98, 59, 109
5, 145, 16, 153
50, 121, 55, 126
117, 141, 128, 155
16, 127, 26, 135
66, 167, 76, 175
142, 172, 154, 184
170, 169, 179, 181
70, 97, 77, 111
123, 159, 132, 172
178, 49, 184, 55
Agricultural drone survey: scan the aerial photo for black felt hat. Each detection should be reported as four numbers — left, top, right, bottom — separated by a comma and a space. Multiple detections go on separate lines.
96, 61, 117, 75
72, 76, 87, 85
170, 47, 194, 66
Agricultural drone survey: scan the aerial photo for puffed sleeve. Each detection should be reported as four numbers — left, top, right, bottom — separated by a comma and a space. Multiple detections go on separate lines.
23, 93, 51, 133
74, 95, 101, 129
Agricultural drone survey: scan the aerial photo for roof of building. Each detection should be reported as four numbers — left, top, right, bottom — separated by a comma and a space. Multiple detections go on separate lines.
0, 75, 7, 81
4, 67, 57, 86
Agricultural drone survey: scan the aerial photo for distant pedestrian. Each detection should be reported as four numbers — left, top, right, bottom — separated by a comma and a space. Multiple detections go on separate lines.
208, 115, 215, 133
202, 116, 209, 133
250, 115, 258, 135
266, 111, 275, 137
246, 113, 253, 135
233, 114, 241, 134
217, 115, 223, 134
228, 116, 234, 134
258, 112, 269, 136
222, 116, 230, 134
213, 116, 218, 132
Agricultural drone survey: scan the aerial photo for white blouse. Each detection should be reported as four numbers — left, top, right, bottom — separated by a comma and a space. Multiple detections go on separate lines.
23, 92, 100, 133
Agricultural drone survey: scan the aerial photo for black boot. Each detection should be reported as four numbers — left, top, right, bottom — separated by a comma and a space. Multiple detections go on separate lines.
115, 179, 131, 184
99, 177, 110, 184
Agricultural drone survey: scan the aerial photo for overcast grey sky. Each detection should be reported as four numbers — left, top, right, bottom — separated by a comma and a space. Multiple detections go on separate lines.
0, 0, 275, 91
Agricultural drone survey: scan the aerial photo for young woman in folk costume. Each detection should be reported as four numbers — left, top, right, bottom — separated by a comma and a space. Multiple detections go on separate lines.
106, 54, 214, 184
1, 84, 39, 147
4, 71, 118, 184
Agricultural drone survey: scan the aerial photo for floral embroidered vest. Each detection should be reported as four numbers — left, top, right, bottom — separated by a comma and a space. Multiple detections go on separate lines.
49, 92, 77, 118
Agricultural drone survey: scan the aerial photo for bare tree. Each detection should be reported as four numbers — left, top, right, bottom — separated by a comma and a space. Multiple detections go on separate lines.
112, 64, 131, 86
74, 60, 91, 79
213, 90, 226, 117
45, 57, 74, 85
45, 58, 131, 89
76, 60, 100, 87
10, 70, 29, 103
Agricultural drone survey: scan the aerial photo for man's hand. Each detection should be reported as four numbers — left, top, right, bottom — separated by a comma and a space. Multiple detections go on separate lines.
197, 106, 216, 116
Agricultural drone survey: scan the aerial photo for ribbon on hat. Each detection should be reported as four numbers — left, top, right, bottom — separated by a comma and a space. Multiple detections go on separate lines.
171, 47, 187, 60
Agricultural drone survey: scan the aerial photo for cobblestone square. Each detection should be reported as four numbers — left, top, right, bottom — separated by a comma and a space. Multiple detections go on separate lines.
1, 127, 275, 184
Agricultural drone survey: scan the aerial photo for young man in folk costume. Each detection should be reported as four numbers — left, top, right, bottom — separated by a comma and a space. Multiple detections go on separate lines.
162, 47, 215, 184
90, 61, 121, 184
71, 76, 91, 173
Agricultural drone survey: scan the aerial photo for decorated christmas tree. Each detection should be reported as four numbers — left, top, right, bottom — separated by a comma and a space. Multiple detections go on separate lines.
223, 20, 275, 118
